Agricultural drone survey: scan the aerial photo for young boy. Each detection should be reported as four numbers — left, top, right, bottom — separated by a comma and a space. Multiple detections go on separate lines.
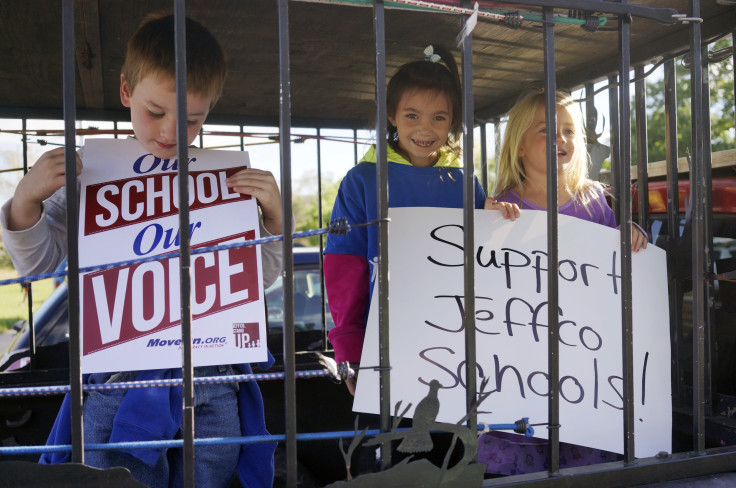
1, 13, 282, 488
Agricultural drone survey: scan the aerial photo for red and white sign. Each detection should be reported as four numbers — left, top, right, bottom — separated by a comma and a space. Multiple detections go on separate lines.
78, 139, 267, 373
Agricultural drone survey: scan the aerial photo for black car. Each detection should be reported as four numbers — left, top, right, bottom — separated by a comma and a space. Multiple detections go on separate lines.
0, 247, 356, 487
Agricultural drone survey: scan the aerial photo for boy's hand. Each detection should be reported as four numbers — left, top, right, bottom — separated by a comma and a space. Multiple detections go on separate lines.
631, 224, 648, 253
8, 147, 82, 231
226, 168, 283, 236
484, 197, 521, 221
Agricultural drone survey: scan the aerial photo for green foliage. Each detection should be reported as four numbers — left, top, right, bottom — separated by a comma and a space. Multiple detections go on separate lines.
633, 38, 735, 164
292, 173, 341, 247
0, 275, 55, 333
0, 240, 13, 270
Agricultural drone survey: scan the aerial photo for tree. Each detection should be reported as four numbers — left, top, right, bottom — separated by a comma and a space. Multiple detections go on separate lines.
292, 173, 341, 247
634, 38, 734, 165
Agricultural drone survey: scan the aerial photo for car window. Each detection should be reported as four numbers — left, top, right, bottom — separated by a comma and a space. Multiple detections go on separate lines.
265, 269, 334, 332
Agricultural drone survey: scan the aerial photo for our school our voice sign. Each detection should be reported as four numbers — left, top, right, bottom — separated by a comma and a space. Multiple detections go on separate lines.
78, 139, 266, 373
354, 207, 672, 457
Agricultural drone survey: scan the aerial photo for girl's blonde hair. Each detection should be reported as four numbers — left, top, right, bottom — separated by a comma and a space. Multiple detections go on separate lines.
492, 89, 602, 209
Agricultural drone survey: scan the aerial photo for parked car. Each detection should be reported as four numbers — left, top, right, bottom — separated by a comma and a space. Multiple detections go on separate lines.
0, 247, 356, 487
631, 167, 736, 451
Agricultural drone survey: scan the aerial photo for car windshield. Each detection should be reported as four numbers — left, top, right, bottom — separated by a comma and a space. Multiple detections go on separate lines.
265, 269, 334, 332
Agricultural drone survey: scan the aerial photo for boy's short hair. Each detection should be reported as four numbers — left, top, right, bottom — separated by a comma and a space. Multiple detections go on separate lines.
121, 13, 226, 108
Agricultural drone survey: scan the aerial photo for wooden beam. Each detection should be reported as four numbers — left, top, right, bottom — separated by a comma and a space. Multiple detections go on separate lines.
74, 0, 104, 109
631, 149, 736, 179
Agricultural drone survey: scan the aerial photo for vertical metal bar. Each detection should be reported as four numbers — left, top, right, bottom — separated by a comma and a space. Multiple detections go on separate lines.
635, 66, 650, 235
584, 83, 599, 182
21, 116, 33, 352
21, 117, 37, 367
62, 0, 83, 464
585, 83, 595, 137
461, 0, 477, 438
617, 8, 635, 464
689, 0, 706, 455
21, 118, 28, 171
353, 128, 359, 165
317, 128, 327, 352
373, 0, 392, 469
480, 123, 488, 195
542, 6, 560, 475
26, 282, 34, 361
277, 0, 297, 484
172, 4, 195, 486
113, 120, 118, 139
733, 30, 736, 135
240, 125, 245, 152
663, 58, 684, 406
700, 43, 715, 417
494, 117, 501, 186
608, 74, 621, 223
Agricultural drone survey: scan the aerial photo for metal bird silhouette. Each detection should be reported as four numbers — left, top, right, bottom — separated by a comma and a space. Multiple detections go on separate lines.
397, 380, 442, 453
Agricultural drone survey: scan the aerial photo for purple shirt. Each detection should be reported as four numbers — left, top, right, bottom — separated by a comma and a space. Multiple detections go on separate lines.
495, 186, 617, 229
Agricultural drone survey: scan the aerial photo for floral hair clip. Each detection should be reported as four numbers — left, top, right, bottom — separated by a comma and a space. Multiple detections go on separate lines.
424, 45, 441, 63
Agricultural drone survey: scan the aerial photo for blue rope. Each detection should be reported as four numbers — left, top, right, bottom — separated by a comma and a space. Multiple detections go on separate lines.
0, 422, 535, 456
0, 369, 350, 398
0, 218, 353, 288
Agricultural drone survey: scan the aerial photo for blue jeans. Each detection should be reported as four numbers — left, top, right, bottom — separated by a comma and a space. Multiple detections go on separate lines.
84, 366, 241, 488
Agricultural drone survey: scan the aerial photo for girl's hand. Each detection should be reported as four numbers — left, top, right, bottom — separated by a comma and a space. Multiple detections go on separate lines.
226, 168, 283, 236
631, 223, 648, 253
484, 197, 521, 221
346, 375, 357, 396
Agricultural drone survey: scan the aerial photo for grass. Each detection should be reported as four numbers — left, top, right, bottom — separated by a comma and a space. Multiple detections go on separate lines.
0, 268, 55, 333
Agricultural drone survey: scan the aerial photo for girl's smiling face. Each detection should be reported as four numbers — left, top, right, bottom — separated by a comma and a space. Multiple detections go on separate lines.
389, 89, 452, 167
518, 103, 577, 178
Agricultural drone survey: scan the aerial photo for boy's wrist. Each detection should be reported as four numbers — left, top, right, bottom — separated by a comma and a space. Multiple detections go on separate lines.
262, 215, 283, 236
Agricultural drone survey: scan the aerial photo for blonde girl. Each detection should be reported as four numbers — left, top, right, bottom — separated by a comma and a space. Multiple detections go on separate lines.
486, 89, 648, 252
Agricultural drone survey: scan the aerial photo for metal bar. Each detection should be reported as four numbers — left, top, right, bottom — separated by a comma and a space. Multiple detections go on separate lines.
584, 83, 594, 132
465, 0, 678, 24
461, 0, 477, 439
317, 128, 328, 353
480, 123, 488, 195
584, 83, 601, 181
481, 446, 736, 487
634, 66, 650, 234
62, 0, 83, 464
373, 0, 392, 470
689, 0, 706, 455
494, 117, 501, 185
617, 8, 635, 464
277, 0, 298, 485
172, 4, 195, 486
701, 43, 715, 417
22, 117, 37, 368
608, 74, 621, 224
542, 6, 560, 475
663, 58, 684, 407
353, 128, 359, 165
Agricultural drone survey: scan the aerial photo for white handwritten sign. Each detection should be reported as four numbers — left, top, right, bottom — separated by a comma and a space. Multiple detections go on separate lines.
78, 139, 267, 373
354, 207, 671, 457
